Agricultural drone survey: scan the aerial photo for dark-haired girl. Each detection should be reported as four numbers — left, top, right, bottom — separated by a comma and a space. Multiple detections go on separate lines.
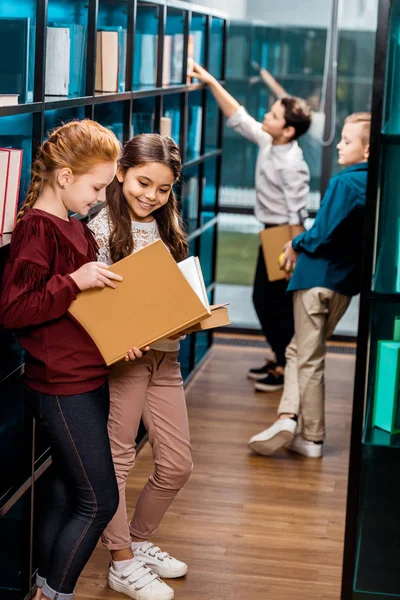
89, 134, 192, 600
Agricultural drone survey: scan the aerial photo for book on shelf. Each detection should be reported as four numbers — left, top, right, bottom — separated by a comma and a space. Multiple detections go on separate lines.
50, 23, 86, 97
162, 35, 172, 86
160, 117, 172, 138
0, 148, 23, 235
68, 240, 211, 366
45, 27, 70, 96
0, 18, 30, 103
188, 106, 203, 156
99, 26, 127, 93
139, 34, 157, 86
95, 30, 119, 93
171, 33, 184, 84
372, 340, 400, 434
0, 95, 19, 107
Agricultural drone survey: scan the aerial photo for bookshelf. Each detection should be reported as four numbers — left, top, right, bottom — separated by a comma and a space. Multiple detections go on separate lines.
341, 1, 400, 598
0, 1, 227, 598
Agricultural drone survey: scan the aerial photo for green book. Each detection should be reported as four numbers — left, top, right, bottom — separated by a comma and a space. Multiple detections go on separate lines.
373, 341, 400, 434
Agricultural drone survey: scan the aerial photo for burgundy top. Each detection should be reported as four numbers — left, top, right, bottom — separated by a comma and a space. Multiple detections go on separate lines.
0, 209, 108, 395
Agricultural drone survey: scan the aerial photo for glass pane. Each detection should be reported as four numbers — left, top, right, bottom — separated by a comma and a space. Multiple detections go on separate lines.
373, 143, 400, 294
96, 0, 129, 95
0, 0, 36, 104
187, 91, 202, 160
199, 225, 215, 289
0, 113, 33, 210
384, 1, 400, 133
46, 0, 88, 99
166, 7, 185, 86
190, 13, 206, 82
205, 91, 219, 153
163, 93, 181, 146
0, 494, 31, 599
134, 4, 158, 89
209, 18, 224, 80
201, 158, 217, 223
181, 165, 198, 235
95, 100, 127, 143
132, 97, 155, 136
215, 212, 262, 328
44, 106, 86, 137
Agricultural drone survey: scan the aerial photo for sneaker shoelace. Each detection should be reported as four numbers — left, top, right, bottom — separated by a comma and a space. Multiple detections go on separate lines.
119, 559, 160, 590
139, 541, 170, 562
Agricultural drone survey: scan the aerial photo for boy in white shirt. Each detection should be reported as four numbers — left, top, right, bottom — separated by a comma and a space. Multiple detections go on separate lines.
192, 64, 312, 391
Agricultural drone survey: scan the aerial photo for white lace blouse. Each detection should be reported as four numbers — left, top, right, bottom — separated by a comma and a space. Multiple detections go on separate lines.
89, 207, 179, 353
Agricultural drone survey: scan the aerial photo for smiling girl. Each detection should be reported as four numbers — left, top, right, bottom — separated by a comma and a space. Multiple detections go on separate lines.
89, 134, 191, 600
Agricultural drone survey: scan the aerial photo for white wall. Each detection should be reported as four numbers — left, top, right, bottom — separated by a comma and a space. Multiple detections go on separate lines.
245, 0, 378, 31
188, 0, 247, 20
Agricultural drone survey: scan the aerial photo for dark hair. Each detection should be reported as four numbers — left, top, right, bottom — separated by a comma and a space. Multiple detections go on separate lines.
106, 133, 187, 263
280, 96, 312, 140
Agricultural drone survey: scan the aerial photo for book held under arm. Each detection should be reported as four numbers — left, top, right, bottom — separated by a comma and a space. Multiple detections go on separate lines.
259, 225, 291, 281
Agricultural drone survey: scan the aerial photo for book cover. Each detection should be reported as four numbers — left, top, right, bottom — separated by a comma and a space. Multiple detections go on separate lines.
0, 18, 30, 103
372, 341, 400, 434
95, 30, 119, 93
140, 34, 157, 86
0, 148, 23, 235
259, 225, 292, 281
68, 240, 210, 366
185, 305, 231, 332
160, 117, 172, 138
50, 23, 86, 97
46, 27, 70, 96
0, 95, 19, 106
163, 35, 172, 86
171, 33, 184, 84
100, 26, 127, 92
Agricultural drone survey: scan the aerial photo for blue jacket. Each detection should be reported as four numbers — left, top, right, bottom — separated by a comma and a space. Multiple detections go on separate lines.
289, 163, 368, 297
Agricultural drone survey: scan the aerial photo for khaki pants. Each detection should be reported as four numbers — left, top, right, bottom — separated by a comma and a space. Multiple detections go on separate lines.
278, 288, 351, 441
101, 350, 193, 551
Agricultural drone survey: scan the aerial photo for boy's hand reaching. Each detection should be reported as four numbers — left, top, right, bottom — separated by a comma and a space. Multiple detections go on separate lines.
191, 63, 215, 85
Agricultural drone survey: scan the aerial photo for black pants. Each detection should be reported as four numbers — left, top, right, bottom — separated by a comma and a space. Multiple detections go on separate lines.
252, 246, 294, 367
28, 382, 119, 599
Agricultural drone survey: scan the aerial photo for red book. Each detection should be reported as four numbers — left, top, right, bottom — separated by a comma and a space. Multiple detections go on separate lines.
0, 148, 23, 235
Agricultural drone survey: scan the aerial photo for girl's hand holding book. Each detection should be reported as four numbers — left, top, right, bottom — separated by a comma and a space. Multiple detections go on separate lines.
70, 262, 123, 291
124, 346, 150, 362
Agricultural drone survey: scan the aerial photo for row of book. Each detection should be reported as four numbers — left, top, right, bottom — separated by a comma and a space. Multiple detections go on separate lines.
0, 148, 23, 236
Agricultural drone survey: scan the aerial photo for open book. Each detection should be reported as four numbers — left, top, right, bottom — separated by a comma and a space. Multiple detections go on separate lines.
177, 256, 231, 332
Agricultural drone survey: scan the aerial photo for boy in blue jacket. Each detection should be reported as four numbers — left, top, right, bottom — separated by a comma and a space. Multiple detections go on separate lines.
248, 112, 370, 458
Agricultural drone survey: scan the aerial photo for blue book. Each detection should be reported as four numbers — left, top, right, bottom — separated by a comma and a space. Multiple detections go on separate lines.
0, 18, 30, 103
373, 341, 400, 434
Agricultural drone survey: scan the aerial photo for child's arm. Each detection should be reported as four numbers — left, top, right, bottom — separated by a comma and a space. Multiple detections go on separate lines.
0, 218, 121, 329
280, 161, 310, 230
291, 178, 361, 256
192, 63, 269, 147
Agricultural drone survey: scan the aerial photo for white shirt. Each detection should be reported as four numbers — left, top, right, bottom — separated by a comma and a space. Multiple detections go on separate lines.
226, 106, 310, 225
89, 207, 179, 353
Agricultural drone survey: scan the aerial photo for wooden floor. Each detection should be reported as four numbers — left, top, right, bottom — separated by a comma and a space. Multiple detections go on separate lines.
75, 342, 355, 600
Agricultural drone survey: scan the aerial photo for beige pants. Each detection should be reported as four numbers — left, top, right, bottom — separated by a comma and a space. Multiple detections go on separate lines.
278, 288, 351, 441
102, 350, 193, 551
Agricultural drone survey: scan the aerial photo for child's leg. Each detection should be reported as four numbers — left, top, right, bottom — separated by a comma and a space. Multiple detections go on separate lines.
252, 246, 294, 368
101, 358, 151, 557
35, 383, 119, 600
295, 288, 350, 441
129, 351, 192, 542
277, 334, 300, 417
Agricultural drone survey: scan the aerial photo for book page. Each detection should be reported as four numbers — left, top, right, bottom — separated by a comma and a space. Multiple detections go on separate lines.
178, 256, 210, 311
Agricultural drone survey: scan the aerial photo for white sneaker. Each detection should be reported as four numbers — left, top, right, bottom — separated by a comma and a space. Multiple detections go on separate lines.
248, 418, 297, 455
108, 559, 174, 600
286, 434, 323, 458
134, 542, 188, 578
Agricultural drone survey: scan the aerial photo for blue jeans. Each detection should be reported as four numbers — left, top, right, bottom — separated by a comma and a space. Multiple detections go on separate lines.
28, 382, 119, 600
